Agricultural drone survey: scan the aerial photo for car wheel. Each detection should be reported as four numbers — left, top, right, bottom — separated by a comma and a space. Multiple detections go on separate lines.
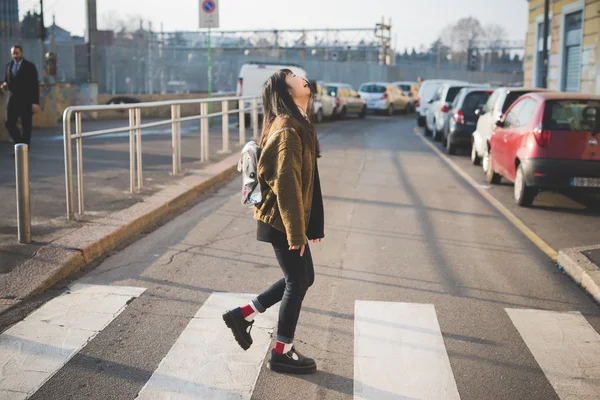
424, 122, 432, 136
484, 148, 501, 184
514, 165, 536, 207
315, 109, 323, 124
445, 133, 456, 155
433, 122, 443, 141
358, 106, 367, 119
341, 107, 347, 119
387, 104, 394, 116
471, 142, 481, 165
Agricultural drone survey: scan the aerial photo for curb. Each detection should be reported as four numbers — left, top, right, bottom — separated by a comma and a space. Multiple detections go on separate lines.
558, 245, 600, 303
0, 152, 240, 315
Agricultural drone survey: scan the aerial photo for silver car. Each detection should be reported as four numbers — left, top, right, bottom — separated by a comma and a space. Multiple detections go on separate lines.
425, 82, 471, 141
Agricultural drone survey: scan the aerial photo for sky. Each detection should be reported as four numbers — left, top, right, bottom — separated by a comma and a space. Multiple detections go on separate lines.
18, 0, 529, 51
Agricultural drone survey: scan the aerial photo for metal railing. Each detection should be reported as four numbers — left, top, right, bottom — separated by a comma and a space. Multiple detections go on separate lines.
62, 95, 261, 220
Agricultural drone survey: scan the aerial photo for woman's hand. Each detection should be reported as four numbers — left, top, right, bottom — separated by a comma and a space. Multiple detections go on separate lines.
289, 245, 305, 257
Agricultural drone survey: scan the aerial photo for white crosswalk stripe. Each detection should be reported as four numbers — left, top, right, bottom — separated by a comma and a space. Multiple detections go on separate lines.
506, 308, 600, 400
3, 287, 600, 400
354, 301, 461, 400
135, 293, 278, 400
0, 284, 146, 400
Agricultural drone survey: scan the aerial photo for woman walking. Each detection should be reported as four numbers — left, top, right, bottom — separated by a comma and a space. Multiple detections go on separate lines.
223, 69, 324, 375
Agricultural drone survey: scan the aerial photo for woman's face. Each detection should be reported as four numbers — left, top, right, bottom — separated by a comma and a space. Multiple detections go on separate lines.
285, 73, 310, 100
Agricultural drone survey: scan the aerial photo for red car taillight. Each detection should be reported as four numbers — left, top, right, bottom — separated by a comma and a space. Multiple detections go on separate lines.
416, 97, 420, 108
336, 97, 341, 106
382, 92, 388, 99
440, 104, 449, 113
533, 125, 551, 148
454, 110, 465, 125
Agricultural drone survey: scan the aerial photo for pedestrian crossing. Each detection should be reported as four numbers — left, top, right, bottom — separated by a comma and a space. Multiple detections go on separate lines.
1, 285, 600, 400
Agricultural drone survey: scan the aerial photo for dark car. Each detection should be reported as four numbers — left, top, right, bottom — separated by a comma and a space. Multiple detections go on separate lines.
487, 92, 600, 206
443, 88, 493, 154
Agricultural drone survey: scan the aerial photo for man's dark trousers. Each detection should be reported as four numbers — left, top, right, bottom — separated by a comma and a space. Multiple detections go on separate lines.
6, 98, 32, 146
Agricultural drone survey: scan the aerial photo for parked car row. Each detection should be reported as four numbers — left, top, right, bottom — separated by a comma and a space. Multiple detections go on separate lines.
235, 61, 417, 125
417, 80, 600, 207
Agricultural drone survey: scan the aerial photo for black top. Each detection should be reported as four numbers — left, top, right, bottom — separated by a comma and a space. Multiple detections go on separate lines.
257, 162, 324, 246
3, 58, 40, 105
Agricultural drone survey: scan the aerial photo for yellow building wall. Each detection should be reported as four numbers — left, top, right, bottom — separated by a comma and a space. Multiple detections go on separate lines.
524, 0, 599, 94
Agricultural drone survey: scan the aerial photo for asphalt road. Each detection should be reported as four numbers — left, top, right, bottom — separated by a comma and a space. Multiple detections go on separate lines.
1, 115, 600, 400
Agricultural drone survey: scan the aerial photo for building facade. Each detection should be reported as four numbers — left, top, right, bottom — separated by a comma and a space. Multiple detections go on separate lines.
524, 0, 600, 94
0, 0, 19, 38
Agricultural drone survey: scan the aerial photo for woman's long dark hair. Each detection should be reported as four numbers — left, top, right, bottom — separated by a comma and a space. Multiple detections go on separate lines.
259, 69, 320, 157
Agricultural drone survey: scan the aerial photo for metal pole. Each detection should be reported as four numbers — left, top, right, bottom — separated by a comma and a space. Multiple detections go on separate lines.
177, 105, 182, 172
201, 102, 210, 162
128, 108, 135, 192
238, 99, 246, 145
207, 28, 213, 126
541, 0, 550, 89
75, 112, 85, 215
171, 105, 178, 174
135, 108, 143, 190
221, 100, 229, 153
63, 110, 75, 220
15, 144, 31, 244
252, 98, 259, 140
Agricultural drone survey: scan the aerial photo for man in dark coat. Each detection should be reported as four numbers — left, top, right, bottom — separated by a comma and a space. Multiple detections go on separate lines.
1, 45, 40, 148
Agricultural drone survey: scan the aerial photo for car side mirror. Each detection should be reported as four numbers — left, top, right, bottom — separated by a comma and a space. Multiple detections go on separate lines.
495, 118, 504, 128
355, 94, 361, 98
428, 99, 434, 104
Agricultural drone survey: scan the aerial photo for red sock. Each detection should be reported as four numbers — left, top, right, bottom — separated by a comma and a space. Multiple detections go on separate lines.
240, 303, 258, 321
274, 341, 293, 354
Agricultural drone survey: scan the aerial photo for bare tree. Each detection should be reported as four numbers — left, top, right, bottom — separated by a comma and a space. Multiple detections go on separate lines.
440, 17, 484, 53
485, 24, 509, 51
100, 10, 145, 33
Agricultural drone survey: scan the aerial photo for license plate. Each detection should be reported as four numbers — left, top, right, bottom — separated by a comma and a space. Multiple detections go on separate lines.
571, 177, 600, 187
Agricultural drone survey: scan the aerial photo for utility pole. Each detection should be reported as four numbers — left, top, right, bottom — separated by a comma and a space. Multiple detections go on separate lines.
541, 0, 550, 88
85, 0, 97, 83
39, 0, 46, 81
375, 16, 392, 65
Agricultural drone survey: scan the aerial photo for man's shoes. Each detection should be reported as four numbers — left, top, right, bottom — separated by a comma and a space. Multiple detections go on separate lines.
267, 346, 317, 375
222, 308, 254, 351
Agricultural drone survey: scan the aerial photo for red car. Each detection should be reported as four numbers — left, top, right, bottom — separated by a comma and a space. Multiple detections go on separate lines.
486, 92, 600, 206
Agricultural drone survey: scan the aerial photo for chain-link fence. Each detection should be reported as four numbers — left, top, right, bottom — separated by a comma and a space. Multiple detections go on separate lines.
1, 35, 524, 94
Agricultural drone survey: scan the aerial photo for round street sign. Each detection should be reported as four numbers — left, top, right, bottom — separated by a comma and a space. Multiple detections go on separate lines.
202, 0, 216, 13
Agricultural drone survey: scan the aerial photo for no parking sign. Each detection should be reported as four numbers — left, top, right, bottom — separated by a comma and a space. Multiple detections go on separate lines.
199, 0, 219, 29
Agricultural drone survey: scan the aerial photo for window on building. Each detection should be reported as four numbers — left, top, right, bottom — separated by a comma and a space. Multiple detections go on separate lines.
562, 10, 583, 92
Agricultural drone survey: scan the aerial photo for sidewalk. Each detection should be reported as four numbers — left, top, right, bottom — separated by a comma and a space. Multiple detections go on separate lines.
0, 116, 251, 312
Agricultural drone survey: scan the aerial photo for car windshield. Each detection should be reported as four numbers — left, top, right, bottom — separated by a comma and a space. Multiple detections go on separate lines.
503, 91, 530, 113
543, 100, 599, 132
360, 85, 386, 93
462, 92, 491, 112
446, 87, 463, 103
327, 86, 338, 97
398, 84, 411, 92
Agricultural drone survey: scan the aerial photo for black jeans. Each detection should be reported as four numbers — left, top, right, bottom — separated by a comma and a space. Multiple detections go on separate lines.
253, 243, 315, 344
5, 99, 33, 146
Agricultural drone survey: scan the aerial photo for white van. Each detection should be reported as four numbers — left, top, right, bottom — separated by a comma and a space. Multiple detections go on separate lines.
236, 62, 308, 125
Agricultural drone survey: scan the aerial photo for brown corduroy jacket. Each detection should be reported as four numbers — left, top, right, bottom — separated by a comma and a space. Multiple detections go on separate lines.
254, 115, 316, 246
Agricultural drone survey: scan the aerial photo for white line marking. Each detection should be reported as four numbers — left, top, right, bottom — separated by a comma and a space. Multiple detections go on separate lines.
354, 301, 460, 400
0, 284, 145, 399
136, 293, 278, 400
506, 308, 600, 400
